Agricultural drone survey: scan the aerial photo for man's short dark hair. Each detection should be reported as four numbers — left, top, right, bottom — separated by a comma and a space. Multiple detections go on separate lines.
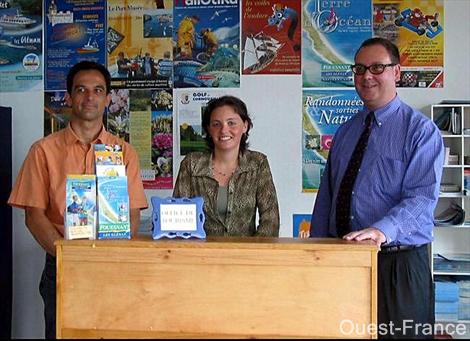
355, 37, 400, 65
202, 95, 253, 153
66, 61, 111, 94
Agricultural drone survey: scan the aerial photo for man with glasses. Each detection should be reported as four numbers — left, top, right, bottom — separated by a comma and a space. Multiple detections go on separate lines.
307, 37, 444, 338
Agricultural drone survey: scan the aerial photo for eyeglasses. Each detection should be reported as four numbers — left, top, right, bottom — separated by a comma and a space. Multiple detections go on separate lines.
350, 63, 397, 75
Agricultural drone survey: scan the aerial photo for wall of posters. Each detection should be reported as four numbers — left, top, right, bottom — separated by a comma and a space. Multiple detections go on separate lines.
44, 0, 106, 90
373, 0, 444, 88
302, 0, 372, 87
173, 0, 240, 88
0, 0, 42, 92
107, 0, 173, 89
302, 89, 363, 192
242, 0, 301, 75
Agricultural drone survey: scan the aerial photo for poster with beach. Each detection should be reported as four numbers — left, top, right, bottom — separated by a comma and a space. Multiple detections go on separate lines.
44, 0, 106, 90
242, 0, 301, 75
302, 89, 363, 192
0, 0, 42, 92
107, 0, 173, 89
302, 0, 373, 87
173, 0, 240, 88
373, 0, 444, 88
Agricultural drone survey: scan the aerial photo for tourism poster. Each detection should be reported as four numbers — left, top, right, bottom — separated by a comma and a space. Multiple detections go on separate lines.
44, 90, 71, 136
175, 89, 240, 156
302, 0, 373, 87
173, 0, 240, 88
302, 89, 363, 192
107, 88, 174, 189
44, 0, 106, 90
107, 0, 173, 89
0, 0, 42, 92
293, 214, 311, 238
242, 0, 301, 75
373, 0, 444, 88
147, 89, 173, 189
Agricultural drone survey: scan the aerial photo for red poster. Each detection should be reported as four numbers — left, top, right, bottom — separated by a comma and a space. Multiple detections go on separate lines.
242, 0, 301, 75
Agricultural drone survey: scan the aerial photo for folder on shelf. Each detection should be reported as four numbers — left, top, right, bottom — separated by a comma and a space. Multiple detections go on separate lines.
434, 203, 465, 226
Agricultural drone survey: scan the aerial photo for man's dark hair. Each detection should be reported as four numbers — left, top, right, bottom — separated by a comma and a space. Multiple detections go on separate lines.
355, 37, 400, 64
66, 61, 111, 94
202, 95, 253, 153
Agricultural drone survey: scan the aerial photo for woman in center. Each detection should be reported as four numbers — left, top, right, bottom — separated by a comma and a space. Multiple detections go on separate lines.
173, 95, 280, 236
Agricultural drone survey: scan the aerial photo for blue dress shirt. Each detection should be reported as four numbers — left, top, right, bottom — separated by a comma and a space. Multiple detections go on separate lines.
310, 95, 444, 246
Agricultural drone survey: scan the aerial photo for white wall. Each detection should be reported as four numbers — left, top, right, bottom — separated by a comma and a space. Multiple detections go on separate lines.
2, 0, 470, 337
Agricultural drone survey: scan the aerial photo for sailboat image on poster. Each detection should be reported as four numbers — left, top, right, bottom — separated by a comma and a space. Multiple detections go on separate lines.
243, 31, 284, 74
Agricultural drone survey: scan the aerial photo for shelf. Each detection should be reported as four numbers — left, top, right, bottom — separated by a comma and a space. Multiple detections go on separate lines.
439, 192, 465, 197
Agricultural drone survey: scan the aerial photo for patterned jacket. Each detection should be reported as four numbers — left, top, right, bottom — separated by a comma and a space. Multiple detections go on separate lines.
173, 150, 280, 236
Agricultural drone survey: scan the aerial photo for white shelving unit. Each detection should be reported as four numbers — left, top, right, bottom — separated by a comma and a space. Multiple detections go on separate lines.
431, 103, 470, 334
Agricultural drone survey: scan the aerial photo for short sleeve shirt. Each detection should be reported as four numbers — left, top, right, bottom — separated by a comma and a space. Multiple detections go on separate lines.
8, 124, 148, 236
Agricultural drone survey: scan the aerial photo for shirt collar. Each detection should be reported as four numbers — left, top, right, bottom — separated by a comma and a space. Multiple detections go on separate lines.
362, 95, 401, 127
64, 122, 107, 145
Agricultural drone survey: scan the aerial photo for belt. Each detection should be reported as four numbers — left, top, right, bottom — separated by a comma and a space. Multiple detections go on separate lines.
379, 244, 424, 254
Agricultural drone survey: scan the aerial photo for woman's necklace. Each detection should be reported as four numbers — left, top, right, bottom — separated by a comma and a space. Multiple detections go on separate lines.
211, 163, 236, 177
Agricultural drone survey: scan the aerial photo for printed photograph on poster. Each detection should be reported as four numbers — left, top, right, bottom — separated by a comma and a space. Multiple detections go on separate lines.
173, 1, 240, 88
44, 91, 71, 136
0, 0, 42, 92
107, 0, 173, 89
293, 214, 312, 238
242, 0, 301, 75
108, 89, 130, 141
176, 89, 240, 156
302, 89, 363, 192
44, 0, 106, 90
147, 90, 173, 189
302, 0, 372, 87
373, 0, 444, 88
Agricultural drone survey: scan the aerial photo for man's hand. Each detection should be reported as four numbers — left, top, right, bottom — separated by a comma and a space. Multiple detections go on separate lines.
343, 227, 386, 247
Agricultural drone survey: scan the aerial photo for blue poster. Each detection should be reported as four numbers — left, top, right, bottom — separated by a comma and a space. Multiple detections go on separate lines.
0, 0, 43, 92
302, 0, 372, 87
173, 0, 240, 88
44, 0, 106, 90
293, 214, 312, 238
302, 89, 363, 192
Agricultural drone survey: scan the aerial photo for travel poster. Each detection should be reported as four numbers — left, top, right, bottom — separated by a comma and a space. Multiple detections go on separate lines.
242, 0, 301, 75
302, 0, 372, 87
0, 0, 42, 92
175, 89, 240, 156
44, 0, 106, 90
373, 0, 444, 87
173, 0, 240, 88
302, 89, 363, 192
107, 88, 174, 189
44, 90, 71, 136
293, 214, 312, 238
107, 0, 173, 89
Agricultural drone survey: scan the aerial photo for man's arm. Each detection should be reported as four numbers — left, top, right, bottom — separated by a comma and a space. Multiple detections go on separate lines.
346, 121, 444, 245
130, 208, 141, 238
25, 207, 62, 257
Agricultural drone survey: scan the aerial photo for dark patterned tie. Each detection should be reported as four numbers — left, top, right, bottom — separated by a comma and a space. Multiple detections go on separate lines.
336, 112, 374, 237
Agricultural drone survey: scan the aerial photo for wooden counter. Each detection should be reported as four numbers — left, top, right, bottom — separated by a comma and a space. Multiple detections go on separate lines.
56, 237, 378, 338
